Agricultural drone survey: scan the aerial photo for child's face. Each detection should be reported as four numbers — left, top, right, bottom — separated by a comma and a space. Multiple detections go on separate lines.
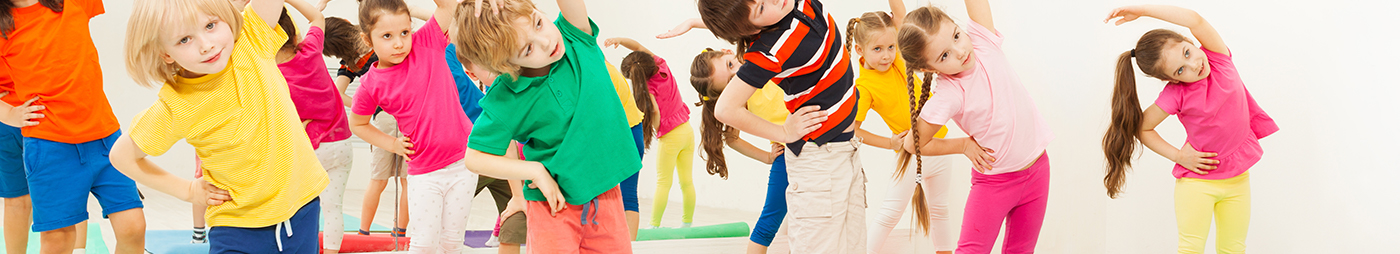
162, 13, 236, 76
464, 61, 498, 87
918, 20, 974, 75
1156, 40, 1209, 83
507, 10, 564, 70
365, 12, 414, 67
856, 28, 898, 72
707, 51, 741, 93
747, 0, 794, 31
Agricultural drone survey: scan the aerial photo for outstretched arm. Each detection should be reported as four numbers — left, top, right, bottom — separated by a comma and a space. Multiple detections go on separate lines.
285, 0, 324, 29
110, 136, 231, 206
558, 0, 591, 35
1105, 5, 1227, 55
965, 0, 995, 34
252, 0, 287, 28
602, 37, 653, 55
657, 18, 706, 39
901, 120, 996, 172
889, 0, 907, 27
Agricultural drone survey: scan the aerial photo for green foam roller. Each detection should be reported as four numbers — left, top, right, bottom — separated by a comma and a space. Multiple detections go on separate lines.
635, 222, 750, 241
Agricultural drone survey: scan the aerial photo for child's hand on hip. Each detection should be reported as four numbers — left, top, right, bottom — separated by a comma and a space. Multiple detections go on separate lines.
393, 136, 416, 161
1173, 142, 1219, 175
963, 138, 996, 173
527, 163, 566, 216
783, 105, 828, 143
188, 178, 232, 206
0, 92, 45, 128
501, 195, 526, 219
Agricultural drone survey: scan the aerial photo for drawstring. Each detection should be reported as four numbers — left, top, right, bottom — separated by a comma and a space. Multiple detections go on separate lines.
579, 199, 599, 225
274, 220, 294, 252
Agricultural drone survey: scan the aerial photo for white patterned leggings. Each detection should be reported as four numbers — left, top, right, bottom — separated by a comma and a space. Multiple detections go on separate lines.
406, 159, 478, 254
317, 139, 354, 250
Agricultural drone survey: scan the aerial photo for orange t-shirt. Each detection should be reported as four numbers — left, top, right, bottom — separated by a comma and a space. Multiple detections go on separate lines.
0, 0, 118, 143
0, 63, 15, 106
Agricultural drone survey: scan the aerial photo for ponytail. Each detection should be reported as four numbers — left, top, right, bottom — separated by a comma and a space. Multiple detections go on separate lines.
897, 68, 935, 234
277, 9, 298, 54
845, 18, 860, 54
1102, 29, 1189, 198
620, 51, 661, 149
689, 48, 734, 179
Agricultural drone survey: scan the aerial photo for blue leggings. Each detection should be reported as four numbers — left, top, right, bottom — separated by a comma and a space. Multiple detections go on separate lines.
620, 125, 643, 212
750, 155, 787, 246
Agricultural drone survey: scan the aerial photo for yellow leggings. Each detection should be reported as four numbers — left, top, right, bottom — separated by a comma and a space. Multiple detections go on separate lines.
651, 122, 696, 226
1175, 171, 1250, 254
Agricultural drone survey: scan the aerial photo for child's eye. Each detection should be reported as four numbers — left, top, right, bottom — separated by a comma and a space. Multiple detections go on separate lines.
177, 37, 190, 45
536, 19, 542, 29
205, 22, 216, 30
523, 45, 532, 56
954, 32, 960, 41
938, 52, 947, 61
887, 46, 895, 51
872, 47, 881, 52
401, 31, 410, 36
1176, 67, 1184, 75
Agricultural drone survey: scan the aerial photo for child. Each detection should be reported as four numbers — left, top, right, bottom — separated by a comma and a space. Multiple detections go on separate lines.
686, 48, 788, 254
0, 65, 34, 254
1101, 5, 1276, 253
273, 1, 354, 253
896, 1, 1054, 253
1, 0, 147, 252
454, 0, 642, 252
345, 0, 476, 251
323, 16, 377, 107
668, 0, 864, 251
605, 37, 699, 229
114, 0, 328, 252
847, 1, 954, 253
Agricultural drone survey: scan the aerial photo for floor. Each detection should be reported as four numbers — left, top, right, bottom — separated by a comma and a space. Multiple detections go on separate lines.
2, 142, 937, 253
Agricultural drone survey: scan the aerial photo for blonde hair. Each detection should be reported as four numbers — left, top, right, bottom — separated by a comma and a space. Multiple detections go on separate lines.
453, 0, 536, 80
125, 0, 242, 88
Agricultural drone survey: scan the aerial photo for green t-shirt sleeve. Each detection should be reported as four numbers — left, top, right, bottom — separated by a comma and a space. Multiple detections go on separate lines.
555, 13, 599, 47
467, 108, 512, 156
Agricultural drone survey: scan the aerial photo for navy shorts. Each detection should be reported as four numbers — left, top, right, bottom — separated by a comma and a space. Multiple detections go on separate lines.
209, 198, 321, 253
24, 131, 143, 232
0, 125, 26, 198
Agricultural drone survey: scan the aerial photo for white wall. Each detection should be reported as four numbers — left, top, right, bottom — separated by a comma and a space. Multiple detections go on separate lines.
89, 0, 1398, 253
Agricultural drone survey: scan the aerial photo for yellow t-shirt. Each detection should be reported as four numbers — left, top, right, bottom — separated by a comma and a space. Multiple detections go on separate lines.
606, 62, 644, 127
746, 81, 787, 125
129, 8, 328, 228
855, 54, 948, 138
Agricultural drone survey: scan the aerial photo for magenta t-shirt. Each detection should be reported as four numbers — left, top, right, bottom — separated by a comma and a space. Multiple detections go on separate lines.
1155, 47, 1277, 180
646, 55, 691, 136
920, 20, 1053, 175
277, 27, 351, 149
351, 18, 472, 175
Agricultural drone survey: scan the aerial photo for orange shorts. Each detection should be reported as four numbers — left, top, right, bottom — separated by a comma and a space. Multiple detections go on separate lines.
526, 187, 631, 254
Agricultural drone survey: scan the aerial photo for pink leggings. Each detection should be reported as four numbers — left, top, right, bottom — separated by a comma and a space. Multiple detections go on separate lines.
958, 153, 1049, 254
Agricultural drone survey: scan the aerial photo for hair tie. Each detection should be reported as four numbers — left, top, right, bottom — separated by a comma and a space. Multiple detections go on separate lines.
702, 95, 711, 101
1130, 49, 1136, 58
702, 48, 713, 53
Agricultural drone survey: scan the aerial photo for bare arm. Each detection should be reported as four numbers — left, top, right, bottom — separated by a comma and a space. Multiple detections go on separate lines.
109, 136, 230, 205
251, 0, 285, 29
1106, 5, 1227, 55
463, 148, 566, 214
854, 121, 896, 150
964, 0, 995, 34
335, 76, 353, 108
1137, 104, 1219, 174
409, 5, 433, 21
888, 0, 907, 27
285, 0, 324, 29
714, 77, 827, 143
558, 0, 591, 35
0, 93, 43, 128
431, 0, 456, 34
601, 37, 653, 55
656, 18, 705, 39
348, 113, 415, 158
314, 0, 331, 11
724, 129, 778, 164
902, 119, 995, 172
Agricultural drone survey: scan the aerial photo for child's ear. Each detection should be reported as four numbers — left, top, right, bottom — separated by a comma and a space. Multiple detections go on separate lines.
162, 53, 176, 64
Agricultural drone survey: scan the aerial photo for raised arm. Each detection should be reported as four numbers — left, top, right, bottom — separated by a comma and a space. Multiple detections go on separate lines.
285, 0, 324, 29
1106, 5, 1227, 55
432, 0, 456, 34
657, 18, 706, 39
252, 0, 286, 29
889, 0, 907, 27
602, 37, 653, 55
558, 0, 591, 35
409, 5, 434, 21
965, 0, 995, 34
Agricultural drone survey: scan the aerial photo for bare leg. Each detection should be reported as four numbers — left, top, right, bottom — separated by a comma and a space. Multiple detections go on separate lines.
394, 177, 409, 230
73, 221, 86, 250
106, 209, 145, 254
746, 242, 768, 254
4, 195, 31, 254
39, 226, 76, 254
626, 211, 639, 240
498, 243, 521, 254
360, 179, 388, 232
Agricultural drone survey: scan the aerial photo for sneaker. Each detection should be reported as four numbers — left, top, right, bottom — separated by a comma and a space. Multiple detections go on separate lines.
484, 235, 500, 247
190, 238, 206, 244
681, 223, 693, 228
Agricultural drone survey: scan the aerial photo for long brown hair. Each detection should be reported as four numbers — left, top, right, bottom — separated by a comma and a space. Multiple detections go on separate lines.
1, 0, 62, 39
689, 48, 735, 179
1104, 29, 1189, 198
845, 11, 894, 55
276, 9, 298, 54
892, 5, 953, 235
620, 51, 660, 149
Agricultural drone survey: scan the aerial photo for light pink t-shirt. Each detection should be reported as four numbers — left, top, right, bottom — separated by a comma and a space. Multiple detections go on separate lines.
351, 18, 471, 175
1155, 47, 1277, 180
646, 55, 691, 137
277, 27, 351, 149
920, 20, 1053, 175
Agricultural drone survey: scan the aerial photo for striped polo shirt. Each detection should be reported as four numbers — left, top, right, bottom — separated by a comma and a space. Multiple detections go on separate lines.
736, 0, 858, 155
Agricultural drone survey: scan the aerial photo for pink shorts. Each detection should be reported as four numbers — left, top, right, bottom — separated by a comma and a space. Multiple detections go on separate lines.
526, 187, 631, 254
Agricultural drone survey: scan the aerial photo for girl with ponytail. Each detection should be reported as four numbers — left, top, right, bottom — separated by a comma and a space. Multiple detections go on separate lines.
848, 1, 954, 253
896, 0, 1054, 252
1102, 5, 1276, 253
604, 37, 701, 229
687, 48, 789, 254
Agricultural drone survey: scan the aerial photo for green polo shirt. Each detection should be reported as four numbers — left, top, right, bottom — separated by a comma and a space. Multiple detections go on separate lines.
468, 15, 641, 205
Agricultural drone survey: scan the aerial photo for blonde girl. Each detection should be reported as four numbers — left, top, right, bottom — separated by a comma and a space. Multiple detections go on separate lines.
1102, 5, 1277, 253
897, 0, 1054, 253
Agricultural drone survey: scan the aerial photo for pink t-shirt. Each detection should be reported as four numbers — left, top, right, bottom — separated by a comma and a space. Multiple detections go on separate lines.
920, 20, 1054, 175
1155, 47, 1277, 180
277, 27, 350, 149
351, 18, 472, 175
647, 55, 691, 137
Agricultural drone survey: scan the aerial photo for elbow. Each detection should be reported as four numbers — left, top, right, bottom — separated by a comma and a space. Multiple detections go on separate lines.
462, 149, 486, 175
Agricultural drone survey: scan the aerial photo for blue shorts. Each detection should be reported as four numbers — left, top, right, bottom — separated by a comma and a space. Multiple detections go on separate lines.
0, 125, 26, 198
24, 130, 143, 232
619, 125, 643, 212
210, 198, 320, 254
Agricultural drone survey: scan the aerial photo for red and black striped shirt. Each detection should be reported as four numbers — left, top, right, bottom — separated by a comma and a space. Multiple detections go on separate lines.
736, 0, 858, 155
